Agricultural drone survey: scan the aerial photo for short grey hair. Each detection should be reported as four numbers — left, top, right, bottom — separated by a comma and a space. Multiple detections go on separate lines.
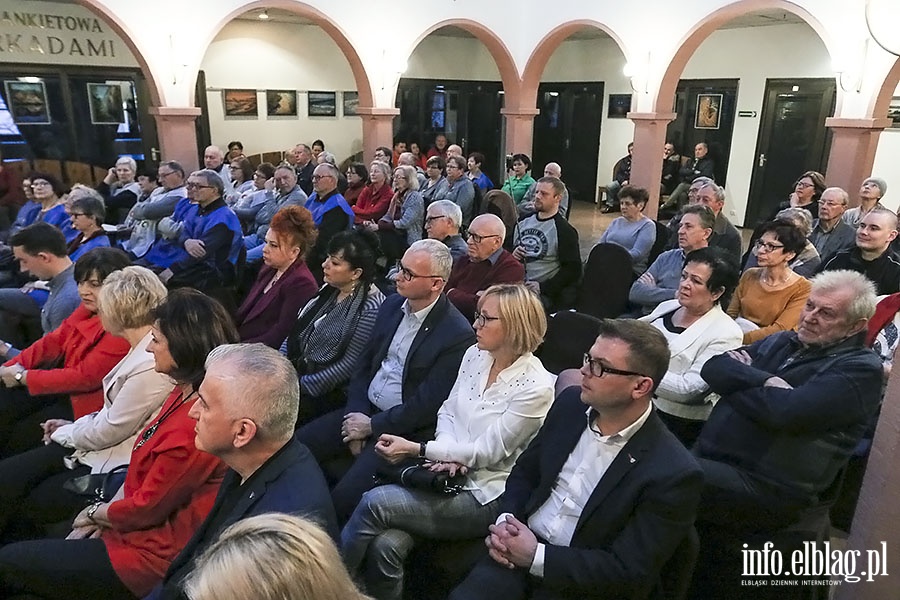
690, 176, 714, 189
408, 238, 453, 279
318, 151, 336, 166
776, 207, 814, 237
394, 165, 420, 191
427, 200, 462, 229
809, 270, 877, 323
699, 181, 725, 203
204, 344, 299, 444
369, 161, 391, 182
115, 156, 137, 173
822, 187, 849, 205
193, 169, 225, 196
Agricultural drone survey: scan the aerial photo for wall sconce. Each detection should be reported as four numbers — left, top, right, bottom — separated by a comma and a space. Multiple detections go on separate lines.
623, 52, 650, 94
380, 49, 408, 90
833, 39, 868, 94
866, 0, 900, 56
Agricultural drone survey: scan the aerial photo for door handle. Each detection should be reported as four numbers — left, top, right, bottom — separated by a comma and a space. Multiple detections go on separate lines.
758, 153, 767, 167
150, 147, 161, 161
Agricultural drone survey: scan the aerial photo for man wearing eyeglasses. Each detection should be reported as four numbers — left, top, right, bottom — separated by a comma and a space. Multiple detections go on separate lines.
296, 239, 475, 521
243, 166, 308, 263
424, 200, 467, 261
445, 214, 524, 320
304, 164, 354, 283
809, 187, 855, 262
451, 319, 702, 600
122, 161, 186, 259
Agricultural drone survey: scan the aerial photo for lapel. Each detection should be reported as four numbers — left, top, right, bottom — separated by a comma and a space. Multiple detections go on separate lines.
666, 304, 721, 356
243, 264, 293, 323
406, 294, 446, 367
526, 400, 589, 516
373, 296, 406, 367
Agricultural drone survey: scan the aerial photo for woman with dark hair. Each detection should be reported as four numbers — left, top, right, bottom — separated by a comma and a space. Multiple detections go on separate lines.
225, 157, 255, 207
235, 205, 319, 348
598, 185, 657, 275
226, 141, 244, 161
640, 247, 743, 446
344, 163, 368, 206
0, 248, 132, 456
30, 172, 76, 243
467, 152, 493, 191
67, 187, 110, 260
500, 153, 535, 205
283, 229, 386, 424
420, 156, 448, 207
775, 170, 826, 219
0, 289, 237, 600
728, 220, 812, 344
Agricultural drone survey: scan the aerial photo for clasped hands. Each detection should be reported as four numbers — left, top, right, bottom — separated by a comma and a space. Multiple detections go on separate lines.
341, 412, 372, 456
486, 514, 538, 570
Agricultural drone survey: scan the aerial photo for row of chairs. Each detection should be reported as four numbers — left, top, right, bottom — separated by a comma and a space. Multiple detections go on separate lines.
4, 159, 108, 188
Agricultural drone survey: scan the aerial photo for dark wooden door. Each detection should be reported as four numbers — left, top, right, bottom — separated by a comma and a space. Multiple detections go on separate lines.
532, 82, 603, 204
745, 78, 835, 227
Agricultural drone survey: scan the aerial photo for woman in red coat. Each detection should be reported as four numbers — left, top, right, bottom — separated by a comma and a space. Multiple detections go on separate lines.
0, 248, 132, 456
0, 289, 239, 599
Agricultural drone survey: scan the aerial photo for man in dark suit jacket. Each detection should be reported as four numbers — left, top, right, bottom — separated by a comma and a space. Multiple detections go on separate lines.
297, 239, 475, 520
145, 344, 337, 600
451, 319, 703, 600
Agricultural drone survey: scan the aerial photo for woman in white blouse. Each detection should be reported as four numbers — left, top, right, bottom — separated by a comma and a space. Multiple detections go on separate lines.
0, 266, 173, 534
341, 284, 555, 599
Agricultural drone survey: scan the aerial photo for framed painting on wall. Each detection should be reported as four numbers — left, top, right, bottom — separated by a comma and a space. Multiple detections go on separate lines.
223, 89, 258, 117
4, 81, 50, 124
343, 91, 359, 116
87, 83, 124, 124
308, 91, 336, 117
889, 97, 900, 129
607, 94, 632, 118
695, 93, 722, 129
266, 90, 297, 116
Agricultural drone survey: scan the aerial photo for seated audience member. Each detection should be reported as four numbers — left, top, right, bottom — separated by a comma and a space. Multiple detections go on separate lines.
663, 142, 716, 211
426, 134, 449, 160
316, 151, 349, 195
663, 176, 714, 249
296, 239, 475, 521
0, 223, 80, 352
2, 175, 40, 242
235, 206, 319, 348
520, 162, 569, 219
467, 152, 494, 191
0, 248, 131, 456
352, 161, 393, 226
843, 176, 887, 228
639, 248, 742, 446
226, 140, 244, 161
0, 289, 236, 600
121, 161, 187, 259
146, 344, 338, 599
242, 165, 308, 262
501, 153, 536, 206
183, 514, 368, 600
434, 156, 476, 225
224, 156, 255, 206
770, 170, 826, 221
344, 163, 369, 206
447, 214, 525, 321
0, 151, 25, 233
367, 165, 424, 266
231, 162, 274, 220
728, 221, 811, 344
397, 152, 427, 190
425, 200, 467, 260
30, 172, 75, 243
743, 207, 821, 277
285, 230, 386, 424
421, 156, 449, 207
203, 145, 232, 195
513, 177, 582, 311
66, 187, 110, 260
810, 187, 855, 261
311, 139, 324, 162
97, 157, 140, 224
0, 267, 172, 537
482, 189, 518, 251
373, 146, 393, 166
600, 142, 633, 213
661, 142, 681, 195
677, 180, 742, 260
446, 144, 463, 158
819, 208, 900, 295
450, 319, 703, 600
598, 185, 656, 276
342, 284, 555, 599
134, 170, 160, 208
690, 271, 882, 597
630, 205, 713, 314
305, 163, 354, 283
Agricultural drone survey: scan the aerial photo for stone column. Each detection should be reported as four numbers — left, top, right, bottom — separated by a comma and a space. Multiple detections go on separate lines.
824, 117, 892, 206
357, 107, 399, 163
627, 111, 677, 219
148, 107, 201, 171
501, 108, 540, 158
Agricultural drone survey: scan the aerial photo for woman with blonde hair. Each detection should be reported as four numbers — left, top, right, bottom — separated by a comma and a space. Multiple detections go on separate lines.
342, 283, 555, 600
185, 513, 369, 600
367, 164, 424, 266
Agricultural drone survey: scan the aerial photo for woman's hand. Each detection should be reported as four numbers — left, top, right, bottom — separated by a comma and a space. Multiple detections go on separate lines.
428, 461, 468, 477
41, 419, 72, 444
66, 525, 100, 540
375, 434, 418, 464
72, 502, 111, 529
103, 167, 117, 185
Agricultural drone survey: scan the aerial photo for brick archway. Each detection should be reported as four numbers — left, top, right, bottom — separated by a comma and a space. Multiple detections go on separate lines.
871, 57, 900, 122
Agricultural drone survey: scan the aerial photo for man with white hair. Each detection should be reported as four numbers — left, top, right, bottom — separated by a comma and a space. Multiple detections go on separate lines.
425, 200, 467, 260
291, 143, 315, 195
809, 187, 855, 261
146, 343, 338, 600
203, 146, 232, 195
520, 162, 569, 218
446, 144, 463, 158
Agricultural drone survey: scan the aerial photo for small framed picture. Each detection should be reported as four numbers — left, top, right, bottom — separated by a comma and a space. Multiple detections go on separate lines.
87, 83, 124, 124
695, 93, 722, 130
343, 91, 359, 116
223, 89, 258, 117
266, 89, 297, 117
308, 91, 336, 117
889, 97, 900, 129
4, 80, 50, 124
607, 94, 632, 118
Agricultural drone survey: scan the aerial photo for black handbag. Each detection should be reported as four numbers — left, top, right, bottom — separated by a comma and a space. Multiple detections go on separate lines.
62, 465, 128, 502
374, 460, 465, 495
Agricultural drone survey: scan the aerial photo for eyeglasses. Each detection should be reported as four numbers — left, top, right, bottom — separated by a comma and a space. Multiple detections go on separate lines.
253, 172, 267, 179
795, 182, 814, 189
754, 240, 785, 253
467, 232, 500, 244
425, 215, 447, 224
185, 182, 214, 190
30, 181, 50, 188
312, 174, 334, 181
820, 200, 846, 207
473, 312, 500, 327
229, 165, 241, 170
582, 353, 646, 379
397, 263, 443, 282
69, 212, 86, 217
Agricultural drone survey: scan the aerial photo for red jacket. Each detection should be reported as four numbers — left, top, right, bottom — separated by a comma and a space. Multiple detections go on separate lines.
4, 304, 130, 418
446, 250, 525, 321
351, 183, 393, 224
104, 388, 226, 597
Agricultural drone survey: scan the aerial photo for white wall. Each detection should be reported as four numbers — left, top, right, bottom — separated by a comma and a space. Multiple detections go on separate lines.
405, 35, 500, 80
872, 80, 900, 212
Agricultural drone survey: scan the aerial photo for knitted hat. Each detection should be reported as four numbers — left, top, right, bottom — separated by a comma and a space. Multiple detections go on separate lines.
864, 176, 887, 198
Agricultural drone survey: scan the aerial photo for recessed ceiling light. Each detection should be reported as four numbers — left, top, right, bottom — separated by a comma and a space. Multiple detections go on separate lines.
258, 10, 269, 20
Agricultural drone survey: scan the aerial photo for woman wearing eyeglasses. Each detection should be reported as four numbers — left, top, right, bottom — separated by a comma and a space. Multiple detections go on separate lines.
341, 284, 554, 600
67, 187, 110, 260
728, 220, 812, 345
343, 163, 369, 206
369, 165, 424, 267
224, 157, 255, 207
742, 208, 821, 277
30, 172, 76, 243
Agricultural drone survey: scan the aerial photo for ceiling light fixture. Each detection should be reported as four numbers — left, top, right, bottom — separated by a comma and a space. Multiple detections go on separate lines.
258, 9, 269, 20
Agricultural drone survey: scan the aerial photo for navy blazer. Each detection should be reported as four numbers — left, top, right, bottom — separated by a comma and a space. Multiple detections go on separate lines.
148, 439, 337, 600
501, 387, 703, 599
345, 292, 475, 438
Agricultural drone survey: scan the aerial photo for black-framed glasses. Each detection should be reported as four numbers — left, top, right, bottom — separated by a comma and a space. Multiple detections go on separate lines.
473, 312, 500, 327
425, 215, 447, 224
185, 182, 214, 190
312, 174, 334, 181
467, 232, 500, 244
398, 263, 443, 282
69, 212, 86, 218
754, 240, 784, 253
582, 353, 646, 379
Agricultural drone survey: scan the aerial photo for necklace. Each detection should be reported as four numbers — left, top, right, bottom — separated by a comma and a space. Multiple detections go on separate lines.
135, 389, 197, 450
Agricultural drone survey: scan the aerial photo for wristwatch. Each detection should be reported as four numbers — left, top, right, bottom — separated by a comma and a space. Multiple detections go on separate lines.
13, 367, 25, 385
87, 501, 102, 524
418, 442, 427, 458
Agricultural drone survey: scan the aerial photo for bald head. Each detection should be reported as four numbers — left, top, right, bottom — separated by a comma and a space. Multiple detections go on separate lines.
447, 144, 463, 158
543, 163, 562, 178
467, 214, 506, 262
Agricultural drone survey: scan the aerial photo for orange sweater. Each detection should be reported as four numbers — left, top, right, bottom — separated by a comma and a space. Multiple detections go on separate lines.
727, 268, 812, 344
